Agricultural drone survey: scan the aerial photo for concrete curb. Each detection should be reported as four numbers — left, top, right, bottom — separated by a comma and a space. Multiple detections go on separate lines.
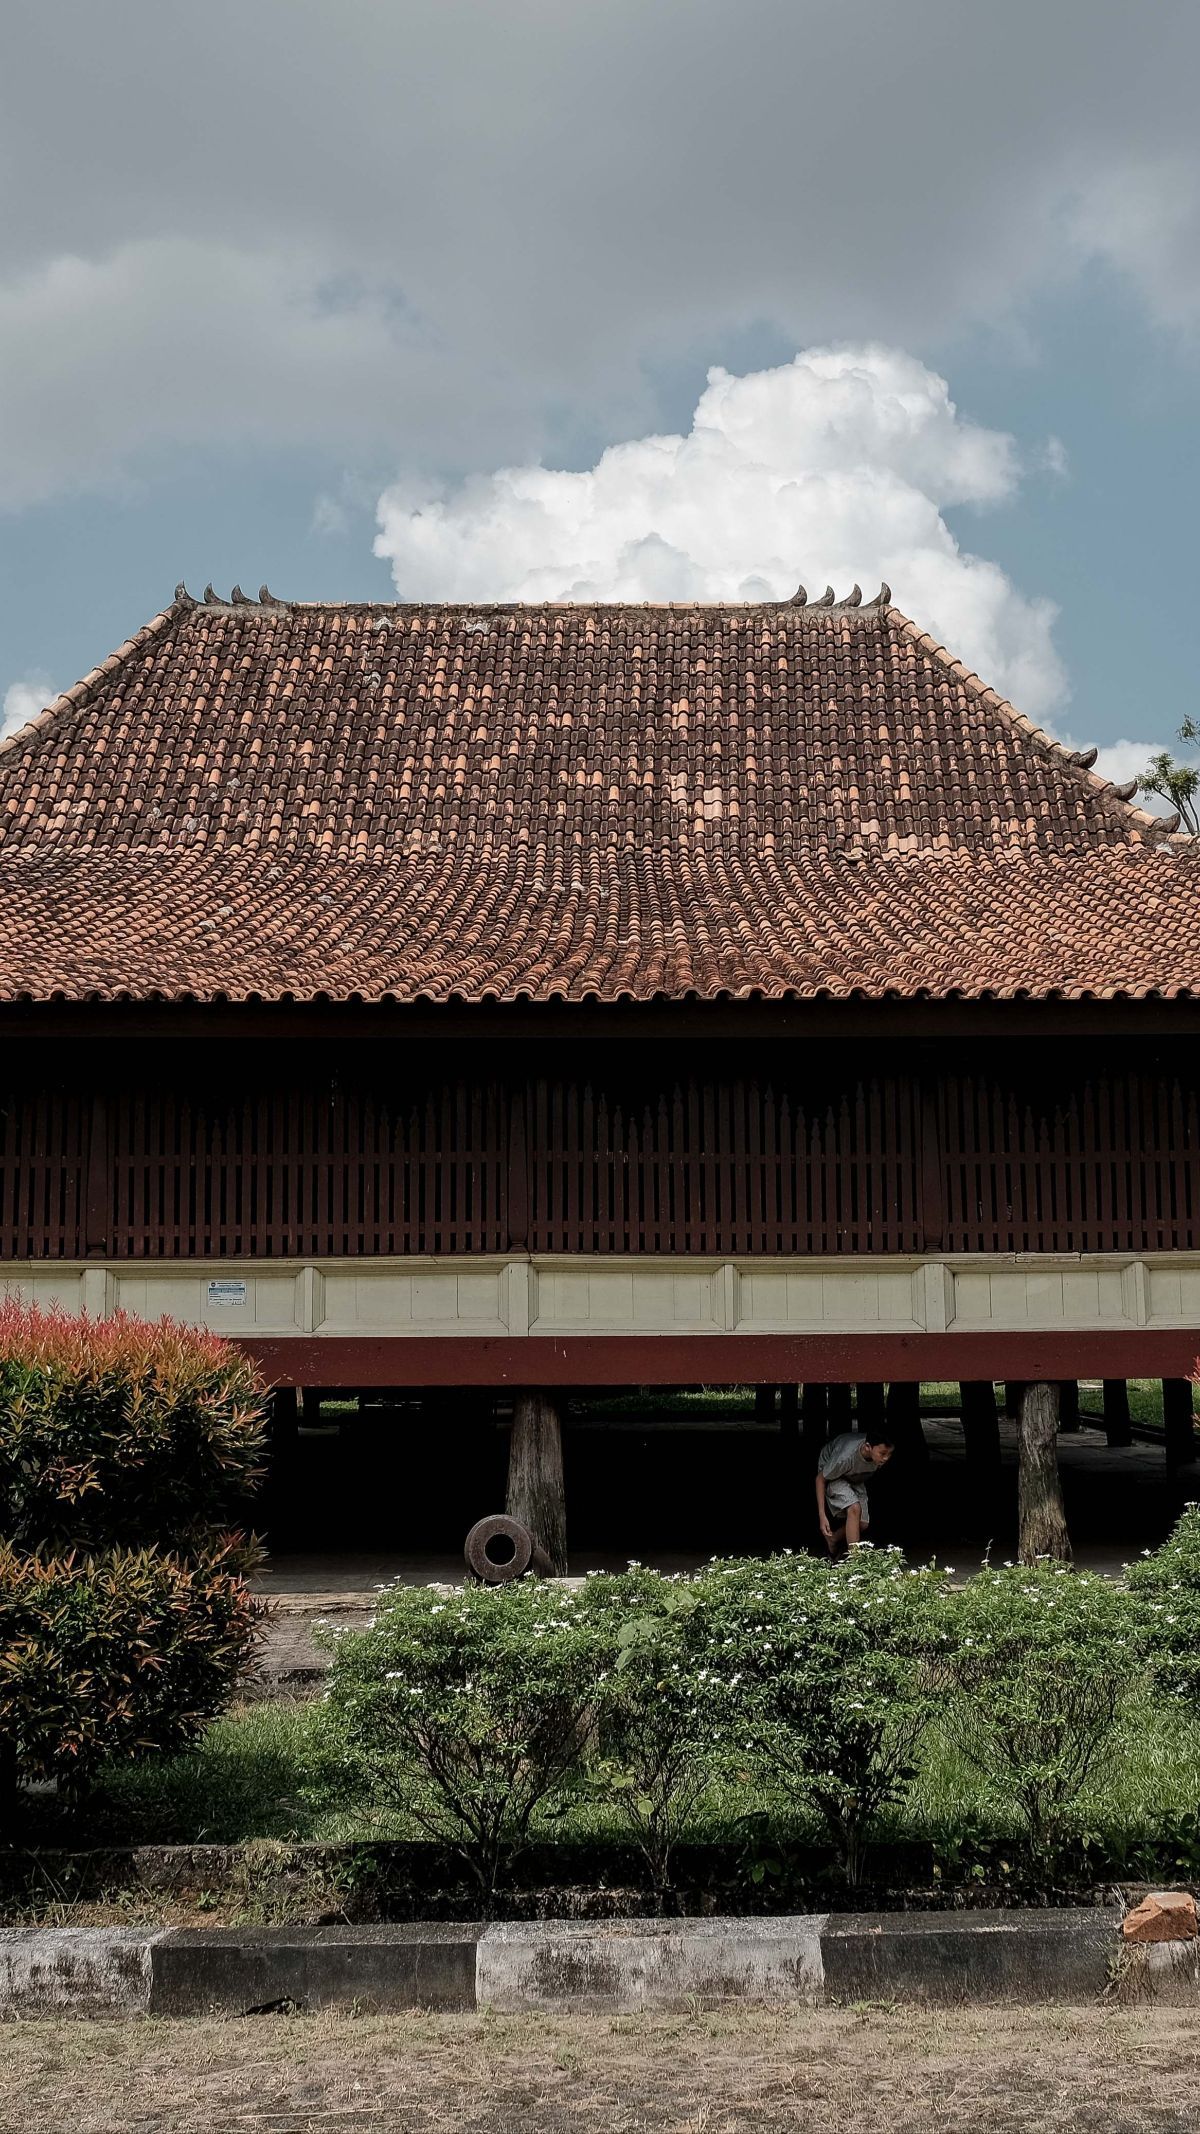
0, 1910, 1135, 2019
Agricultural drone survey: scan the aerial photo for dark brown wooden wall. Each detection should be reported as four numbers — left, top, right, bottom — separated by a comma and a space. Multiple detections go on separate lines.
2, 1051, 1198, 1260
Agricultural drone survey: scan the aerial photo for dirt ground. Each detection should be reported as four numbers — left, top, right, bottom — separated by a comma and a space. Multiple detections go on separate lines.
1, 2004, 1198, 2133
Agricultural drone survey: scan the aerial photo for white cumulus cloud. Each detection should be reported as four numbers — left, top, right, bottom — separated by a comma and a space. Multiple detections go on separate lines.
1, 674, 54, 741
375, 345, 1068, 718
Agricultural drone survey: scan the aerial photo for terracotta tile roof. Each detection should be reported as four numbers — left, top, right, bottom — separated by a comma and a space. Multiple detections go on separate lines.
1, 587, 1196, 1004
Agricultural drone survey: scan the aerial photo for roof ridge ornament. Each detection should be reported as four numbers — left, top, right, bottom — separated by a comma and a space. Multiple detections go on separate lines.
230, 584, 252, 605
259, 584, 283, 606
203, 583, 221, 605
1073, 747, 1099, 769
174, 581, 197, 606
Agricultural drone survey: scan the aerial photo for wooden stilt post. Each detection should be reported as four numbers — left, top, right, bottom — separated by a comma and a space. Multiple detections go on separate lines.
885, 1380, 925, 1459
1163, 1379, 1198, 1472
778, 1383, 801, 1542
263, 1385, 299, 1540
801, 1383, 829, 1462
1058, 1380, 1080, 1433
960, 1381, 1001, 1479
754, 1385, 777, 1423
302, 1386, 322, 1428
1017, 1381, 1071, 1564
856, 1382, 886, 1434
1004, 1381, 1021, 1420
828, 1383, 853, 1433
1103, 1379, 1133, 1448
507, 1391, 568, 1573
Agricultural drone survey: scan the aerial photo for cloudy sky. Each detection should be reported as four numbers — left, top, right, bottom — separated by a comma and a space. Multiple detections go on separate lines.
3, 0, 1198, 783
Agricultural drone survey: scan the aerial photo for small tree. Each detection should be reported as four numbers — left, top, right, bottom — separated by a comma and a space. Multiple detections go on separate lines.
324, 1578, 604, 1909
578, 1567, 722, 1907
1137, 719, 1200, 835
942, 1562, 1139, 1852
700, 1550, 950, 1884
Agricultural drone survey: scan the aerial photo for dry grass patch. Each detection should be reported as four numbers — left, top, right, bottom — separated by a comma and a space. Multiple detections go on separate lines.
1, 2004, 1198, 2133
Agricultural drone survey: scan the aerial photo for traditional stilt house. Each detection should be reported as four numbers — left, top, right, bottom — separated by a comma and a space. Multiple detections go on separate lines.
2, 582, 1199, 1563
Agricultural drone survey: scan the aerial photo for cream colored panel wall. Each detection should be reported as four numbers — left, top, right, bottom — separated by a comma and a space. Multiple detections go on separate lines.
111, 1269, 303, 1333
1, 1267, 86, 1311
947, 1261, 1131, 1331
1146, 1265, 1200, 1325
321, 1261, 510, 1336
530, 1263, 721, 1334
1, 1254, 1197, 1339
737, 1264, 923, 1332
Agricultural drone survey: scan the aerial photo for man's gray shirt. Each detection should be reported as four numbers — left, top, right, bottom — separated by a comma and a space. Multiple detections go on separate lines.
817, 1432, 874, 1484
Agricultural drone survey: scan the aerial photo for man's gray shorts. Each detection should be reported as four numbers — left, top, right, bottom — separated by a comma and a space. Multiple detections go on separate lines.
824, 1479, 869, 1528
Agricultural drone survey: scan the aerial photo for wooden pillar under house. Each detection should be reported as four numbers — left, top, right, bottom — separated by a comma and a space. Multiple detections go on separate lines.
262, 1385, 300, 1540
828, 1383, 854, 1434
801, 1382, 829, 1462
1163, 1379, 1198, 1471
856, 1382, 886, 1435
1103, 1379, 1133, 1449
1017, 1381, 1071, 1564
754, 1385, 778, 1423
777, 1383, 802, 1541
885, 1381, 927, 1464
960, 1381, 1002, 1479
507, 1390, 568, 1575
1058, 1380, 1080, 1433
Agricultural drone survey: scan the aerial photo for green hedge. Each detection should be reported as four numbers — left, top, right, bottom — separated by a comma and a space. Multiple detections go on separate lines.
324, 1526, 1196, 1905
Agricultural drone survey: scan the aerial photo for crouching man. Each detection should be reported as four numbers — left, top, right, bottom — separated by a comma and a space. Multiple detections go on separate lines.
815, 1426, 894, 1554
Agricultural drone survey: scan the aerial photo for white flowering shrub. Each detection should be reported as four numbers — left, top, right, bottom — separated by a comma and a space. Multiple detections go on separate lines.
694, 1549, 951, 1884
943, 1563, 1140, 1851
1128, 1504, 1200, 1703
577, 1566, 724, 1903
323, 1579, 605, 1907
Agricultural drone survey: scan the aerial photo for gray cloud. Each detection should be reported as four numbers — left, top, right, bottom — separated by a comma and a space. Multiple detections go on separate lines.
2, 0, 1199, 504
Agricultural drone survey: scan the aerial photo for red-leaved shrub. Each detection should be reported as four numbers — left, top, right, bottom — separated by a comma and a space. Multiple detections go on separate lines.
0, 1301, 267, 1558
0, 1539, 264, 1815
0, 1303, 269, 1816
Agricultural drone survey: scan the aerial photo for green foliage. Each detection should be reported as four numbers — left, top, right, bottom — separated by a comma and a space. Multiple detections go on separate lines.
323, 1578, 607, 1906
941, 1562, 1139, 1851
0, 1301, 267, 1558
1128, 1503, 1200, 1704
0, 1303, 268, 1822
576, 1566, 722, 1903
1137, 717, 1200, 835
0, 1539, 263, 1816
694, 1550, 951, 1883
